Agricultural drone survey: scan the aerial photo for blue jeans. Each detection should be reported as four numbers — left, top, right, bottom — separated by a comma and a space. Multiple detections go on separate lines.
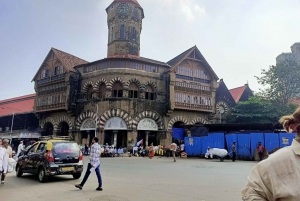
80, 163, 102, 187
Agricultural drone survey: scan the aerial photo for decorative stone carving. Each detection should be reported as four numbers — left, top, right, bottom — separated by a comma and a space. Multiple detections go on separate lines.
104, 117, 127, 130
137, 118, 158, 131
81, 118, 96, 130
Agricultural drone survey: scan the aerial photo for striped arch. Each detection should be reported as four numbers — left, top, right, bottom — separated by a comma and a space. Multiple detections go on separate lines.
167, 116, 189, 131
216, 95, 234, 107
143, 81, 158, 92
82, 81, 94, 93
132, 110, 165, 130
75, 111, 100, 130
125, 78, 144, 91
93, 78, 108, 91
107, 77, 126, 90
190, 117, 207, 125
41, 117, 57, 130
99, 109, 132, 130
57, 116, 73, 130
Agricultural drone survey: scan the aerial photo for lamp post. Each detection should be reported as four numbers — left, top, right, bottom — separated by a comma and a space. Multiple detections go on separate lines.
11, 111, 14, 133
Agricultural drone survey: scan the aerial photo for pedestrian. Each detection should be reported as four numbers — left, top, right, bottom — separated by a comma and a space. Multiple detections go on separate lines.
75, 137, 103, 191
257, 142, 265, 161
16, 140, 24, 158
170, 141, 177, 162
1, 139, 12, 184
180, 141, 185, 158
148, 143, 155, 159
232, 142, 236, 162
242, 107, 300, 200
0, 139, 8, 184
205, 146, 213, 159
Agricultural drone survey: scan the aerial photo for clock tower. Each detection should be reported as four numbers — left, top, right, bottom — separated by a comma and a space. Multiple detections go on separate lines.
106, 0, 144, 57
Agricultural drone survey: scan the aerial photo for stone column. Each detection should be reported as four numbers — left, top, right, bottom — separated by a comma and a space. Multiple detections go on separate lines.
145, 131, 149, 146
127, 130, 137, 149
113, 131, 118, 147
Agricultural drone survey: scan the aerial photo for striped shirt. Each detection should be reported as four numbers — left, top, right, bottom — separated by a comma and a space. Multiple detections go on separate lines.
90, 143, 101, 167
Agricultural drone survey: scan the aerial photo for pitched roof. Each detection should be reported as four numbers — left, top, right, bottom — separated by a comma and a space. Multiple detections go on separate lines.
167, 46, 218, 79
229, 85, 248, 103
32, 48, 88, 81
0, 94, 35, 117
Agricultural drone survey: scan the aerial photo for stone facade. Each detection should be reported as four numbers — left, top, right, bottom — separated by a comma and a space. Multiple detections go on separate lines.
32, 0, 235, 148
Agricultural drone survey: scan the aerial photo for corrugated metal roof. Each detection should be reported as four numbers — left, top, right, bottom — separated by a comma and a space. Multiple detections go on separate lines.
0, 94, 35, 117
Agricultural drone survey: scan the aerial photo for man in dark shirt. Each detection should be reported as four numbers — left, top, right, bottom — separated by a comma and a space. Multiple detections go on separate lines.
232, 142, 236, 162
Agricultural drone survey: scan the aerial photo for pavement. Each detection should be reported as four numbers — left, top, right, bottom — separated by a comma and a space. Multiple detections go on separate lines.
1, 156, 257, 201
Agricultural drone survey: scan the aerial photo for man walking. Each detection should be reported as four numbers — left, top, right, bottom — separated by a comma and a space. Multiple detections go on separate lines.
0, 139, 8, 184
232, 142, 237, 162
257, 142, 265, 161
1, 139, 12, 184
170, 141, 177, 162
75, 137, 103, 191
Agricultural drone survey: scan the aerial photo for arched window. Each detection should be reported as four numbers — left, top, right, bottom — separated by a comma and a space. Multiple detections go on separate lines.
129, 83, 138, 98
145, 85, 155, 100
112, 82, 123, 97
98, 83, 106, 100
86, 85, 93, 100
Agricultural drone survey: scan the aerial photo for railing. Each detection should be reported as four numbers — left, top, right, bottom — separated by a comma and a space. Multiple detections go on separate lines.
174, 102, 213, 111
36, 103, 66, 111
36, 73, 66, 85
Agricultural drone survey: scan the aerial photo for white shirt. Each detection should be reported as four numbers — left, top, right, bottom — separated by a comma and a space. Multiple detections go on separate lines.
180, 144, 185, 151
0, 147, 8, 173
170, 143, 177, 151
17, 143, 24, 156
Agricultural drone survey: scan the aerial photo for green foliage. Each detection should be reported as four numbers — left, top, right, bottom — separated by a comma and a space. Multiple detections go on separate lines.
229, 96, 297, 124
256, 60, 300, 104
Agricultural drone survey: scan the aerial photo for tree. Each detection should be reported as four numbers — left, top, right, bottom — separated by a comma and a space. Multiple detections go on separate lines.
229, 96, 297, 124
256, 60, 300, 105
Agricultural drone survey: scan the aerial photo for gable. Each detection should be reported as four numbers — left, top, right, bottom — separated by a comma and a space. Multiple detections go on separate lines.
216, 80, 236, 106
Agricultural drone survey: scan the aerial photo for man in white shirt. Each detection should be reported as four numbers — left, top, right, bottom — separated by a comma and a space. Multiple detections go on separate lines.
180, 142, 185, 158
75, 137, 103, 191
0, 139, 8, 182
16, 140, 24, 157
170, 142, 177, 162
1, 139, 12, 184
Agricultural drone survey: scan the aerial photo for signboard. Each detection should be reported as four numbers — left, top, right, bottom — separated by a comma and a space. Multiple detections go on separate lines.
104, 117, 127, 130
137, 118, 158, 131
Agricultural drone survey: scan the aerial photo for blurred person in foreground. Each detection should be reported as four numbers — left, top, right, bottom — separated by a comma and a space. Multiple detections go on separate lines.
1, 139, 12, 184
0, 139, 8, 184
242, 107, 300, 200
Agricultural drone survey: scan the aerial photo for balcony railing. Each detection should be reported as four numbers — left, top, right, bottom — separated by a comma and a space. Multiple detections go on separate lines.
36, 73, 66, 85
36, 103, 66, 111
174, 102, 213, 111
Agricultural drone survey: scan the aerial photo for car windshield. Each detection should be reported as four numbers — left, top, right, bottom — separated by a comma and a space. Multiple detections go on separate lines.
52, 142, 79, 153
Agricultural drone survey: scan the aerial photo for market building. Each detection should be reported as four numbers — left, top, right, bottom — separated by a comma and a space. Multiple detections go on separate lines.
31, 0, 236, 148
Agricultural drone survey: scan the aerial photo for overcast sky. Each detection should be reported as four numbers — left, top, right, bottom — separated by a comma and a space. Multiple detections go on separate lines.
0, 0, 300, 101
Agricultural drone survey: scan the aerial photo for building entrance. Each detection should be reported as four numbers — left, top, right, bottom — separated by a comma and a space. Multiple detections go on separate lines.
137, 118, 159, 147
104, 117, 127, 148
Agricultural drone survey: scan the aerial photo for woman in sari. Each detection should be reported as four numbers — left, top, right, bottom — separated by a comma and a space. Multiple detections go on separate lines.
148, 143, 155, 159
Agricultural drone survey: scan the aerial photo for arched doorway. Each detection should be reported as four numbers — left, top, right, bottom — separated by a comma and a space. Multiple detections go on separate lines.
80, 118, 96, 146
104, 117, 127, 148
42, 122, 53, 136
137, 118, 159, 147
172, 121, 185, 144
58, 122, 69, 136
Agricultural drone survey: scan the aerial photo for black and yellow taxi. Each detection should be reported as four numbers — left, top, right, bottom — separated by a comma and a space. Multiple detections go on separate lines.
16, 136, 83, 182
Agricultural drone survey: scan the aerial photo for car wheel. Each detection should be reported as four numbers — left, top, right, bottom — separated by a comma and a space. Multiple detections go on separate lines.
72, 173, 81, 179
16, 165, 23, 177
38, 167, 48, 183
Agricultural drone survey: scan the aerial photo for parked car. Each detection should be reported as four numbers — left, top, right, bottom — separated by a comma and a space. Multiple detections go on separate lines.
15, 136, 83, 182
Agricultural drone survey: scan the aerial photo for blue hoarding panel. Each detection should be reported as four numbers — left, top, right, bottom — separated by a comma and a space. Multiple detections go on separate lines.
209, 133, 225, 149
279, 133, 295, 148
172, 128, 185, 140
225, 134, 237, 156
250, 133, 264, 156
184, 137, 202, 156
237, 134, 251, 158
201, 136, 211, 155
264, 133, 279, 152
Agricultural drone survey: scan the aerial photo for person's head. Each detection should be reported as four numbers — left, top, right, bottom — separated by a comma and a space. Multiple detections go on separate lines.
20, 140, 23, 144
3, 139, 9, 148
280, 107, 300, 135
258, 142, 261, 145
207, 146, 210, 150
92, 137, 99, 144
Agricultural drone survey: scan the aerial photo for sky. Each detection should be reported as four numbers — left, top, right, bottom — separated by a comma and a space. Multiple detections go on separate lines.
0, 0, 300, 101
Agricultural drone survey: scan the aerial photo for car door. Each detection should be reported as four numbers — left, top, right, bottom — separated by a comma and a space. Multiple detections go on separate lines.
34, 143, 47, 173
25, 143, 38, 173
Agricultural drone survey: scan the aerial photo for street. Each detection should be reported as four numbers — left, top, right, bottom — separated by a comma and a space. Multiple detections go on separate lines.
1, 156, 256, 201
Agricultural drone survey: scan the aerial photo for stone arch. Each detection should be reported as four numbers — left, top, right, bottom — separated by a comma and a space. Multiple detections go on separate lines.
167, 116, 189, 131
125, 78, 144, 91
143, 81, 157, 92
107, 77, 126, 90
56, 116, 73, 130
75, 111, 100, 130
41, 117, 57, 130
99, 109, 132, 130
216, 96, 234, 107
190, 117, 207, 125
82, 81, 94, 93
93, 78, 108, 91
133, 110, 164, 130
